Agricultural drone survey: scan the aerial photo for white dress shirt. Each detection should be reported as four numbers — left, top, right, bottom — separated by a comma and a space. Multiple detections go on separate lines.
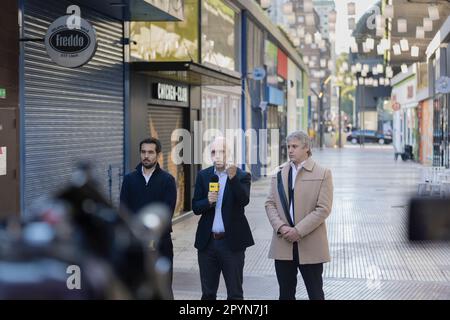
142, 166, 154, 185
289, 160, 306, 224
212, 168, 228, 233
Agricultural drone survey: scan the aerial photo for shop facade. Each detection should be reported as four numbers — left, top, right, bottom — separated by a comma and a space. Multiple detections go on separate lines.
391, 68, 419, 161
427, 17, 450, 167
14, 0, 182, 215
129, 0, 241, 217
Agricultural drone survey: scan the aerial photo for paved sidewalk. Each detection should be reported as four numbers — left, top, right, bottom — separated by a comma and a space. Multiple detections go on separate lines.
172, 145, 450, 300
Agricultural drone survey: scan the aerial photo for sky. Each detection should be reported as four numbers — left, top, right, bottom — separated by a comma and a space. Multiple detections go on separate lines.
335, 0, 379, 54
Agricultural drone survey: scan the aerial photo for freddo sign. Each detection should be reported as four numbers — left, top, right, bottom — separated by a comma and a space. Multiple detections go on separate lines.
45, 11, 97, 68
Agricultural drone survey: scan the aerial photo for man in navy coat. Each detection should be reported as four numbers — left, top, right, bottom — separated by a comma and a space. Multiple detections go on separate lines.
120, 137, 177, 299
192, 137, 254, 300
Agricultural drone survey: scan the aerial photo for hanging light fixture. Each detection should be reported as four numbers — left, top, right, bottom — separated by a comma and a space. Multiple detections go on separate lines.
400, 38, 409, 52
372, 66, 379, 75
393, 44, 401, 55
379, 78, 385, 86
363, 43, 370, 53
366, 38, 375, 50
377, 44, 384, 55
356, 63, 362, 72
411, 46, 420, 57
359, 78, 364, 85
384, 4, 394, 19
401, 64, 408, 73
348, 18, 356, 30
423, 18, 433, 32
373, 79, 379, 87
348, 2, 356, 16
416, 26, 425, 39
377, 64, 384, 74
428, 5, 439, 21
305, 33, 312, 44
397, 19, 407, 33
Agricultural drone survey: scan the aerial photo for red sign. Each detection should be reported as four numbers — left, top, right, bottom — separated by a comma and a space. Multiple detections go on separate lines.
277, 48, 287, 80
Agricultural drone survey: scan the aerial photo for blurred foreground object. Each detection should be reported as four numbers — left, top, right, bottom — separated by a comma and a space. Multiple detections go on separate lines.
0, 162, 172, 299
409, 198, 450, 241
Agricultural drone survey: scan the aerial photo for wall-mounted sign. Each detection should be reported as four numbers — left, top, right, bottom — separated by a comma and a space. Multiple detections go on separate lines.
436, 76, 450, 94
45, 14, 97, 68
252, 67, 266, 81
152, 83, 188, 103
0, 147, 6, 176
0, 88, 6, 99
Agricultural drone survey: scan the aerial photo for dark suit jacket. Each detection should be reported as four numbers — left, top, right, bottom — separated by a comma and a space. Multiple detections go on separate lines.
192, 166, 255, 252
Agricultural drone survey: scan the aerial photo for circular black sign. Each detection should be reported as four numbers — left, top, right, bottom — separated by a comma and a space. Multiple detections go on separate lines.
49, 29, 91, 54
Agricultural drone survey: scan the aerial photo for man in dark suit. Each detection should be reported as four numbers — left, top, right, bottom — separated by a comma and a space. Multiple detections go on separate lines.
120, 137, 177, 299
192, 137, 254, 300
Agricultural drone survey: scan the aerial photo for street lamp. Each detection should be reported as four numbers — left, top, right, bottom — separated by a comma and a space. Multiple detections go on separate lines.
337, 85, 342, 148
311, 75, 332, 149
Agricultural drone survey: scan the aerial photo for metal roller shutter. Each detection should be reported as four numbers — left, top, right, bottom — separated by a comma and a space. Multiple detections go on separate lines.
22, 0, 124, 210
147, 106, 185, 216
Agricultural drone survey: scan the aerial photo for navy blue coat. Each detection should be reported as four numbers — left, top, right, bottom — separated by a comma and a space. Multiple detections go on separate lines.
192, 166, 254, 252
120, 163, 177, 257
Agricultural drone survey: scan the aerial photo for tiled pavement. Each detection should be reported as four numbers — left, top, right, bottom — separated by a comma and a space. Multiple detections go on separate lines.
171, 145, 450, 300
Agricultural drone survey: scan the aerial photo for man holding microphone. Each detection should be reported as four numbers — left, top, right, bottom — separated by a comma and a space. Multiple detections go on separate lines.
192, 136, 254, 300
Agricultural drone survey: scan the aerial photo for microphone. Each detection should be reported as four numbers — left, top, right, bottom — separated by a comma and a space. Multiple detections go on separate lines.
209, 175, 219, 193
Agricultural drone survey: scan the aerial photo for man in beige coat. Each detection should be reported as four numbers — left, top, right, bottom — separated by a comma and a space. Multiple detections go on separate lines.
265, 130, 333, 300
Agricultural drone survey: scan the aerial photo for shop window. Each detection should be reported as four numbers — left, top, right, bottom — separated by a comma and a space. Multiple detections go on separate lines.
201, 0, 240, 72
130, 0, 199, 62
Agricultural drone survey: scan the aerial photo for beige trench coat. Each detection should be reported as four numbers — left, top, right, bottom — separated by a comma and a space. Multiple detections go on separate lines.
265, 157, 333, 264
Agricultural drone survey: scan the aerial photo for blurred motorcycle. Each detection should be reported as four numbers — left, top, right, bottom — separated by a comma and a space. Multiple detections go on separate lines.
0, 162, 172, 299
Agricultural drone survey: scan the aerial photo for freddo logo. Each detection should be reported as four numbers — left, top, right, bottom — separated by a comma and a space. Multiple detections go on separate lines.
49, 28, 90, 54
45, 5, 97, 68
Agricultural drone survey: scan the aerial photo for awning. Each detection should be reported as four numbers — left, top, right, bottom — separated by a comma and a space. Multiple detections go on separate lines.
70, 0, 184, 22
131, 61, 242, 86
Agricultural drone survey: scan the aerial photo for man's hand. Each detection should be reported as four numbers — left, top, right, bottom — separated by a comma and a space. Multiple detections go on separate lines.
278, 225, 290, 236
282, 227, 300, 243
227, 164, 237, 180
208, 191, 218, 205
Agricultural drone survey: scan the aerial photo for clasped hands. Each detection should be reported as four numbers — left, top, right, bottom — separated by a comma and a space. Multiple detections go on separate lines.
279, 225, 300, 243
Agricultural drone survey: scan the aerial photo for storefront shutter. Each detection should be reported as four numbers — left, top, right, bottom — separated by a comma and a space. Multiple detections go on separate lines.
22, 0, 124, 210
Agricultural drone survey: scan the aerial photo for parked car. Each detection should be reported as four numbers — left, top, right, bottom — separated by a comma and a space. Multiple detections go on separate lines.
347, 130, 392, 145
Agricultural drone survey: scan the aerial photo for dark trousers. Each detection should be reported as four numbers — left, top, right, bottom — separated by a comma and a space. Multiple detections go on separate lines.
158, 234, 174, 300
198, 235, 245, 300
275, 244, 324, 300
